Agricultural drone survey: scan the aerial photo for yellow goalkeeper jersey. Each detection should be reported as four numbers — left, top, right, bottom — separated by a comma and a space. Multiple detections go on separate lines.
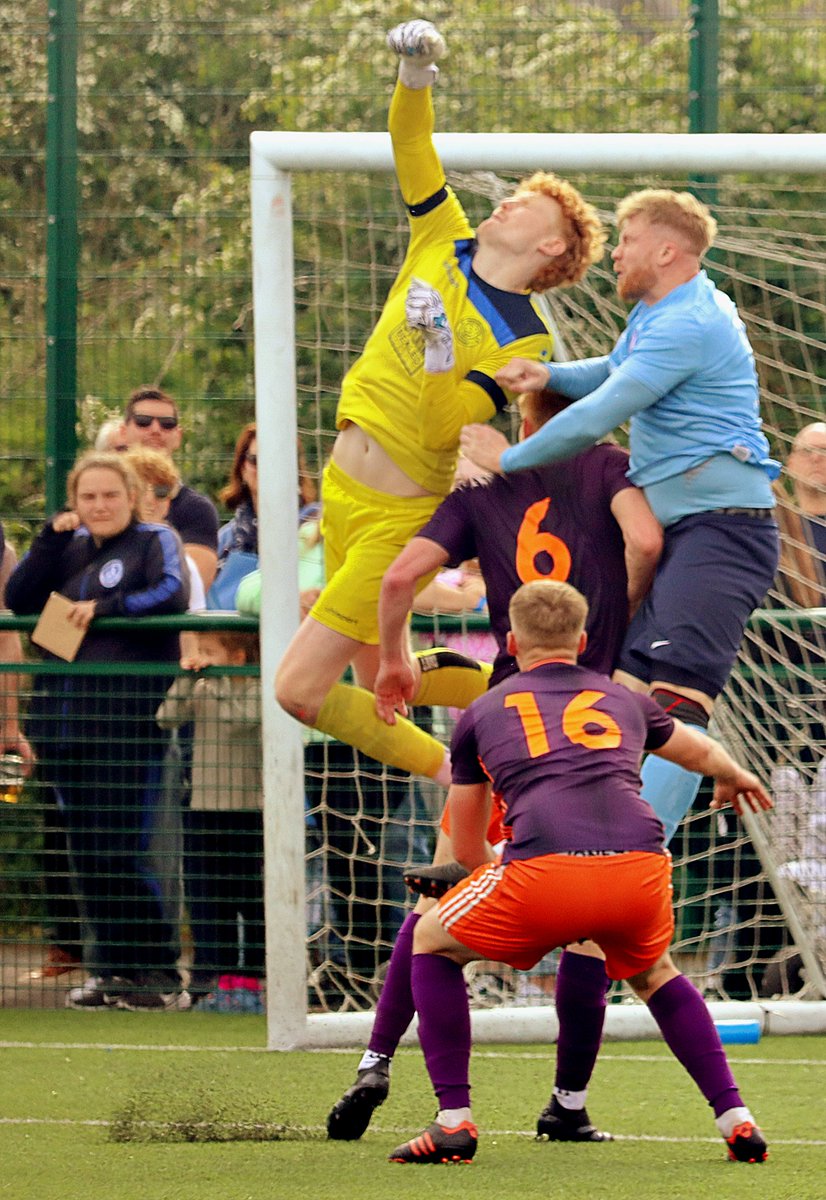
336, 82, 554, 498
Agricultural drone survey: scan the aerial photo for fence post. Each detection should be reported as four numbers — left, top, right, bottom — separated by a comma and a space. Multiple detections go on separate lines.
46, 0, 79, 511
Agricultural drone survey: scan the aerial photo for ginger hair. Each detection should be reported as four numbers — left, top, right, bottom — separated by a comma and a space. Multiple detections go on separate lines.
514, 172, 606, 291
123, 446, 180, 492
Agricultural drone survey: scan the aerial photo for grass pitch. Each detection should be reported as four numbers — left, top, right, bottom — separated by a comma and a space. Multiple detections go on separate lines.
1, 1009, 824, 1200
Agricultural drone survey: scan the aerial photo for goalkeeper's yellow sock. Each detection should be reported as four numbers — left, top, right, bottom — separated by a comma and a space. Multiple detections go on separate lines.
315, 682, 447, 781
412, 648, 493, 709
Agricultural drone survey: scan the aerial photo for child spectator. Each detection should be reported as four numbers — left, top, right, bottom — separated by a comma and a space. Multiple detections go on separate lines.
156, 628, 264, 1011
124, 446, 207, 612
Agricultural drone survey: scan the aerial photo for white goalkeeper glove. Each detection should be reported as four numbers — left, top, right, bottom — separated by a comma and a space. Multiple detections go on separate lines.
406, 277, 455, 374
387, 19, 446, 89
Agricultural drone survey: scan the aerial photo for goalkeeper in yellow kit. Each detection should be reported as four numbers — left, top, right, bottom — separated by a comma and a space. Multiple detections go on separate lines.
276, 19, 606, 783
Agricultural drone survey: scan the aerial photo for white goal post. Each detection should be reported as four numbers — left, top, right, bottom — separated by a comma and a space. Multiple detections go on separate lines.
250, 130, 826, 1050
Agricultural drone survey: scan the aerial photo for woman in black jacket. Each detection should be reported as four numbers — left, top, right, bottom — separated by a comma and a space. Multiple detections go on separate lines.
7, 451, 191, 1010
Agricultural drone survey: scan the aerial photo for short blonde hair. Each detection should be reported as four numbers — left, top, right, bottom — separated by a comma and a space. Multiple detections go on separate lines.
616, 188, 717, 256
514, 172, 606, 291
66, 451, 141, 510
123, 446, 180, 492
508, 580, 588, 652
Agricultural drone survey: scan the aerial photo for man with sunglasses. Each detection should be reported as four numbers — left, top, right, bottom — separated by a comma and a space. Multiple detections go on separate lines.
121, 386, 219, 591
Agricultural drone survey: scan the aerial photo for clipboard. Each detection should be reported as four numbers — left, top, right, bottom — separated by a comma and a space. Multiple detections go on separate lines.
31, 592, 87, 662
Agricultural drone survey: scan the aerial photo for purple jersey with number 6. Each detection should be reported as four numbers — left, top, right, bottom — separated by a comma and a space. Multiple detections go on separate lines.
418, 444, 634, 683
451, 661, 674, 859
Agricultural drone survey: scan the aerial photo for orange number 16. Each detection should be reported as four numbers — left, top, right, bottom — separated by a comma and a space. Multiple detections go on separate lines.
504, 690, 622, 758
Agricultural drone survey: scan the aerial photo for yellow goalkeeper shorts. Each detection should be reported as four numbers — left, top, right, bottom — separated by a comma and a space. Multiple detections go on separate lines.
310, 458, 440, 644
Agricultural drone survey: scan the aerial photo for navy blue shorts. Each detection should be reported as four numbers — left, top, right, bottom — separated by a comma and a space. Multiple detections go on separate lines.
616, 512, 779, 699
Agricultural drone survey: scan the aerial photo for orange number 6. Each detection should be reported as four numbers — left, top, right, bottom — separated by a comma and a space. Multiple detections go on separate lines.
515, 498, 572, 583
562, 690, 622, 750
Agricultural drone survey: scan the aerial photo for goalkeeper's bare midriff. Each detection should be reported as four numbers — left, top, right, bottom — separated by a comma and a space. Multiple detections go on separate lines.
333, 422, 435, 498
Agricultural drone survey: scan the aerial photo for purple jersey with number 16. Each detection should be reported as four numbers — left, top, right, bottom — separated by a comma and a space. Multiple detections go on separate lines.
418, 443, 634, 683
451, 661, 675, 859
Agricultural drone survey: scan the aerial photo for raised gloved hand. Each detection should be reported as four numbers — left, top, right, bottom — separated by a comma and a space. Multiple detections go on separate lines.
387, 19, 446, 89
405, 276, 455, 374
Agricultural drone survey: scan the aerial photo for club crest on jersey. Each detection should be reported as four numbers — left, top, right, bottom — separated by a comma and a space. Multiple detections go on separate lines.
99, 559, 124, 589
456, 317, 484, 348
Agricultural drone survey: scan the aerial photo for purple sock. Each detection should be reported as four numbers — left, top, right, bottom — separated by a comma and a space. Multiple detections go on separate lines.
411, 952, 471, 1110
647, 975, 742, 1117
368, 911, 419, 1057
554, 951, 609, 1095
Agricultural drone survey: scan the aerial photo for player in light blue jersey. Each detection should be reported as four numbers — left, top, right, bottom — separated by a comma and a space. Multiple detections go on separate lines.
461, 188, 780, 1141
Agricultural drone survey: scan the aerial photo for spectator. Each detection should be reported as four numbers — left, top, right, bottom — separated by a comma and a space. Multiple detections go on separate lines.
6, 451, 191, 1010
94, 419, 128, 453
156, 628, 265, 1012
208, 423, 259, 610
124, 446, 207, 613
0, 532, 64, 980
0, 527, 34, 769
775, 421, 826, 607
233, 435, 322, 618
121, 385, 219, 592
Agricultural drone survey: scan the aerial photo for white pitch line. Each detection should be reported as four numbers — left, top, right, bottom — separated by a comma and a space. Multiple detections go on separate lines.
473, 1049, 826, 1068
0, 1041, 825, 1068
0, 1116, 823, 1147
0, 1041, 266, 1053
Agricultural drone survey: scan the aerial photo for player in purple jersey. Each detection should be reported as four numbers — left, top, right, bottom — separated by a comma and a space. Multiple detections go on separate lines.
387, 580, 769, 1166
374, 388, 661, 717
325, 391, 662, 1142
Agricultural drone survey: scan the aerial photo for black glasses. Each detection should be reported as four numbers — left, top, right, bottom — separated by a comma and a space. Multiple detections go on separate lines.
132, 412, 178, 430
245, 453, 258, 466
149, 484, 173, 499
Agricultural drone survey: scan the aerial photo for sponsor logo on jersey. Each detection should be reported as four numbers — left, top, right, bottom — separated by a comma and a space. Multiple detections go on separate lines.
389, 321, 425, 375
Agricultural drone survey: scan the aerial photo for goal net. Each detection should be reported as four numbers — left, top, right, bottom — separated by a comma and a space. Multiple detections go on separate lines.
249, 132, 826, 1048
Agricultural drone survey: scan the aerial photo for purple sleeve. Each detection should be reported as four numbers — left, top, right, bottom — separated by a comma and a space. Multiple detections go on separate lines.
593, 443, 635, 503
416, 486, 478, 569
638, 693, 676, 750
449, 706, 488, 785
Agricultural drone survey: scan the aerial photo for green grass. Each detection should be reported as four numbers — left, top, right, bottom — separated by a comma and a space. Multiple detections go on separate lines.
1, 1011, 824, 1200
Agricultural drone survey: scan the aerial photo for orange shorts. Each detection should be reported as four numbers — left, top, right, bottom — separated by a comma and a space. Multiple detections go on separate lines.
437, 851, 674, 980
440, 789, 509, 849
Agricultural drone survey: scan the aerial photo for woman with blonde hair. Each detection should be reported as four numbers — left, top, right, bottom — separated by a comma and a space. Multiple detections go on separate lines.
6, 451, 190, 1011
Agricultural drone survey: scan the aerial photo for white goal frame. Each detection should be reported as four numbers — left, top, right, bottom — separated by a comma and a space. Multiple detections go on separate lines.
250, 130, 826, 1050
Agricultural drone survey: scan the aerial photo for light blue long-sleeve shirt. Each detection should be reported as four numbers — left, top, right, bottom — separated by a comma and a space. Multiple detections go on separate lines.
501, 271, 780, 524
